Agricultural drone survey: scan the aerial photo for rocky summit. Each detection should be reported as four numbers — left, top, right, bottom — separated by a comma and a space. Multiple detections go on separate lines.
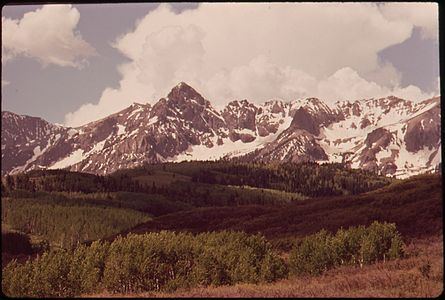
1, 82, 441, 178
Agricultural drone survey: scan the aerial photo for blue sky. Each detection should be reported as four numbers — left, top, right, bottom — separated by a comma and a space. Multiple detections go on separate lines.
1, 3, 440, 127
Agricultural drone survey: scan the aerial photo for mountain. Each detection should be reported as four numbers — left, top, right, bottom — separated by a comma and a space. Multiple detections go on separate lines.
1, 111, 69, 174
1, 82, 441, 178
319, 96, 441, 177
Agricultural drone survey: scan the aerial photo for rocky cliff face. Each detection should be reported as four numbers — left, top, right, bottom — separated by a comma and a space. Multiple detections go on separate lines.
1, 111, 69, 174
1, 83, 441, 178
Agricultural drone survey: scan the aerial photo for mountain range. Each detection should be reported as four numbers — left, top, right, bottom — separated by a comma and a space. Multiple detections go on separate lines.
1, 82, 441, 178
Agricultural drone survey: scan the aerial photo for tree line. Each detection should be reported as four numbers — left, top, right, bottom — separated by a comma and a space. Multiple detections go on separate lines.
2, 161, 393, 200
189, 161, 393, 197
1, 170, 151, 195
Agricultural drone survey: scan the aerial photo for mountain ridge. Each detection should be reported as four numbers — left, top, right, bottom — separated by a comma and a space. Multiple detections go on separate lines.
1, 82, 441, 178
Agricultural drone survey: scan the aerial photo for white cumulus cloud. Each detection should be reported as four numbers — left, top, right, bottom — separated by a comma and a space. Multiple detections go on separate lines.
379, 2, 439, 41
317, 67, 434, 103
64, 2, 438, 127
2, 4, 96, 68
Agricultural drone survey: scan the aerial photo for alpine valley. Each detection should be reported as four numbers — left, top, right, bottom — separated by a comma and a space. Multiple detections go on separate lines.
1, 82, 441, 178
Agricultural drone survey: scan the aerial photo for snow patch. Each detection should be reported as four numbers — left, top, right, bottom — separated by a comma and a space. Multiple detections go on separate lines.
170, 115, 293, 162
235, 128, 256, 135
32, 146, 41, 156
206, 108, 226, 122
117, 124, 126, 135
128, 107, 143, 119
392, 140, 439, 179
67, 129, 77, 138
10, 140, 54, 174
49, 149, 85, 169
91, 140, 106, 153
128, 128, 139, 136
148, 116, 158, 126
375, 148, 392, 162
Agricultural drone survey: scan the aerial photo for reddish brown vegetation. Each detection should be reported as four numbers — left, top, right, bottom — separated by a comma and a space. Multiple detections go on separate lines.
112, 174, 442, 244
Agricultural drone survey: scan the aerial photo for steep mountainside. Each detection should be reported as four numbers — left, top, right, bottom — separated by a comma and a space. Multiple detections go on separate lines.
1, 82, 441, 177
1, 111, 69, 174
318, 96, 441, 177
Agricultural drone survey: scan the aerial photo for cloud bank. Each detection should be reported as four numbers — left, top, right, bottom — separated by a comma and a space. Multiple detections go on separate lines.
2, 5, 96, 68
379, 2, 439, 41
65, 2, 439, 127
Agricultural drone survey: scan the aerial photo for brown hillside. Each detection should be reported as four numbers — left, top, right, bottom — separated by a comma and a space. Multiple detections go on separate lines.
110, 174, 442, 242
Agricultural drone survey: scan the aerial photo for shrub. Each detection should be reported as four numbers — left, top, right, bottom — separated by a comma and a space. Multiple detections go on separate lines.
289, 221, 405, 276
2, 251, 76, 297
2, 259, 34, 297
360, 221, 404, 264
331, 226, 367, 266
289, 229, 336, 276
2, 231, 287, 297
193, 232, 287, 285
68, 241, 110, 294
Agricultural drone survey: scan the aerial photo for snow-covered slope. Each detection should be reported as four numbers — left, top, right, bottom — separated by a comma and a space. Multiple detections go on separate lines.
1, 111, 69, 174
317, 96, 441, 178
1, 83, 441, 178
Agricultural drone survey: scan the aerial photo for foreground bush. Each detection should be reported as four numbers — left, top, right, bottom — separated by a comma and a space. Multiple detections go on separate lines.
289, 221, 405, 276
2, 231, 287, 297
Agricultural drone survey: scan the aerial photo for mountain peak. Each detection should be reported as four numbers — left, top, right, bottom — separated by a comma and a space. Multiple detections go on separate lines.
130, 102, 151, 109
170, 81, 196, 94
167, 82, 207, 106
177, 81, 190, 88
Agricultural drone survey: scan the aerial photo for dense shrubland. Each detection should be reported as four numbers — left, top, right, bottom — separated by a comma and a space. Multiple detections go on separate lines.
2, 222, 405, 297
2, 231, 287, 297
289, 221, 404, 276
137, 237, 443, 298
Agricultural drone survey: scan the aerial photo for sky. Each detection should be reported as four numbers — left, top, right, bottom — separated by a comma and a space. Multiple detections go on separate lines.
1, 2, 440, 127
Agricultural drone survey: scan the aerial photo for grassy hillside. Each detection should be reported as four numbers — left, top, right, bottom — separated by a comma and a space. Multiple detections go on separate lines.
112, 174, 442, 245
